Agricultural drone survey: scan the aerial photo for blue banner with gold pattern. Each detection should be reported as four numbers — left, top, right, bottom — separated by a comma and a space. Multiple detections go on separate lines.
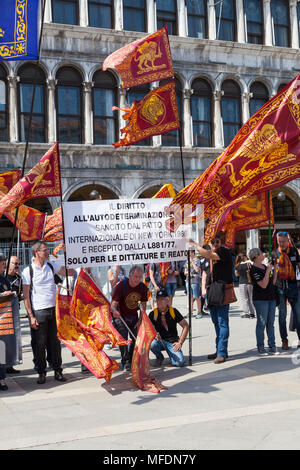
0, 0, 40, 61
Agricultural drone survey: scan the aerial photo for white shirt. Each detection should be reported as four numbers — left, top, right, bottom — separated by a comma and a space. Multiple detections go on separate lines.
22, 259, 61, 310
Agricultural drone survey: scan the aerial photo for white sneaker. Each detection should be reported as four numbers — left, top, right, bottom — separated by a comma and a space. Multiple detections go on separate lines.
269, 347, 280, 355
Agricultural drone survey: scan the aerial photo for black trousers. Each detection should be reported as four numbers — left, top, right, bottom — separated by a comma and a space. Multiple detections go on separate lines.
31, 307, 62, 375
113, 317, 138, 366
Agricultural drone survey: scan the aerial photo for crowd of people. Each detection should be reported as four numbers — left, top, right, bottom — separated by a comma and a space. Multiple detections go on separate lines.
0, 231, 299, 391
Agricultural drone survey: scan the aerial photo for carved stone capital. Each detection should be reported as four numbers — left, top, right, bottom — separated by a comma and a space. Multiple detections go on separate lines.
213, 90, 224, 100
183, 88, 193, 99
82, 81, 94, 93
7, 76, 20, 88
46, 78, 57, 90
242, 92, 253, 102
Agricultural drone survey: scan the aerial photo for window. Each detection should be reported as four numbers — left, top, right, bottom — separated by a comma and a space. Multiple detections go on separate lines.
88, 0, 113, 29
156, 0, 177, 36
124, 0, 146, 32
215, 0, 236, 41
93, 71, 118, 145
221, 80, 241, 147
244, 0, 263, 44
127, 83, 151, 145
161, 78, 181, 147
250, 82, 269, 117
56, 67, 83, 144
18, 65, 46, 143
271, 0, 290, 47
273, 195, 295, 217
0, 66, 8, 142
52, 0, 78, 25
187, 0, 207, 39
191, 78, 212, 147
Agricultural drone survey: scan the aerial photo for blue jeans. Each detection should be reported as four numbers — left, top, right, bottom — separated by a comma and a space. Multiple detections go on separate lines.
151, 338, 185, 367
165, 282, 177, 297
209, 304, 230, 357
0, 367, 6, 380
253, 300, 276, 349
186, 282, 201, 299
279, 284, 300, 341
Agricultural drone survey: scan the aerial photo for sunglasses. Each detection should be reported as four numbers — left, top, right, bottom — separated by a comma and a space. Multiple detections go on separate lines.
211, 240, 221, 245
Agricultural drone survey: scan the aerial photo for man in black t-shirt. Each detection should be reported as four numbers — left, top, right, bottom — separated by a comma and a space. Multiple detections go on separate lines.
276, 232, 300, 350
149, 288, 189, 367
190, 236, 233, 364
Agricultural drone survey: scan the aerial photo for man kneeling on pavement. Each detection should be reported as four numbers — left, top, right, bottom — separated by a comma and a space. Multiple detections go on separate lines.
149, 288, 189, 367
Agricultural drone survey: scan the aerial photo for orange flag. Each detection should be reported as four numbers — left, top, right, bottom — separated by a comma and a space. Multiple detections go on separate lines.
168, 75, 300, 230
222, 192, 274, 248
43, 207, 63, 241
56, 291, 117, 380
0, 170, 21, 196
69, 269, 131, 382
0, 143, 61, 216
131, 310, 167, 394
103, 26, 173, 89
113, 81, 179, 148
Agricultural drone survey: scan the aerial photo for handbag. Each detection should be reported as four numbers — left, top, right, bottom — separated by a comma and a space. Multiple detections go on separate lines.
223, 283, 237, 305
207, 281, 225, 307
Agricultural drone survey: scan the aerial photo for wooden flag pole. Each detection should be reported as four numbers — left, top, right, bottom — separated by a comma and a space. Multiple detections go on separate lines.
179, 122, 192, 366
6, 0, 47, 277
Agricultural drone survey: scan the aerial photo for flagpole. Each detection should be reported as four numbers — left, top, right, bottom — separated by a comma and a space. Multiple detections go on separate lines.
179, 122, 192, 366
5, 0, 47, 278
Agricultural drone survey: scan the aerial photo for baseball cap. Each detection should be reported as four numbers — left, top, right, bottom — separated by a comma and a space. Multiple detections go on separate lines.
157, 288, 169, 298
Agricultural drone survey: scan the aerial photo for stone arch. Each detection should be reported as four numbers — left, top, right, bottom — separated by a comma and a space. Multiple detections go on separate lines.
132, 181, 179, 199
63, 181, 122, 201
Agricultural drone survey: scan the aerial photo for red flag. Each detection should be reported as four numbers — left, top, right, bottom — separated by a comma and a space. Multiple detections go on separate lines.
131, 311, 167, 394
43, 207, 63, 241
168, 75, 300, 230
0, 143, 61, 216
56, 292, 116, 380
113, 81, 179, 148
223, 192, 274, 248
0, 170, 21, 195
103, 27, 174, 89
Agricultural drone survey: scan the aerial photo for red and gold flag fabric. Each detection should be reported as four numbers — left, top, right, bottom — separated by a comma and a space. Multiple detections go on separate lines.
159, 262, 171, 286
0, 143, 61, 216
0, 170, 21, 195
222, 192, 274, 248
0, 189, 46, 241
113, 81, 179, 148
131, 310, 167, 394
0, 301, 14, 336
103, 26, 173, 89
153, 183, 176, 199
56, 291, 116, 380
168, 75, 300, 230
43, 207, 63, 242
52, 242, 64, 258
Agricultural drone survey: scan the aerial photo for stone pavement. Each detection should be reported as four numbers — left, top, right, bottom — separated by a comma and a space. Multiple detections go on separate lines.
1, 288, 300, 450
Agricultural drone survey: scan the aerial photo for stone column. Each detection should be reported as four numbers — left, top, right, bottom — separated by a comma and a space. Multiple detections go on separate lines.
263, 0, 273, 46
177, 0, 187, 37
241, 92, 252, 124
207, 0, 217, 40
83, 81, 94, 145
118, 86, 127, 138
147, 0, 156, 33
246, 229, 260, 252
183, 88, 193, 147
44, 0, 52, 23
114, 0, 123, 30
213, 90, 224, 148
290, 0, 299, 49
236, 0, 246, 43
79, 0, 89, 27
8, 76, 19, 143
46, 78, 57, 143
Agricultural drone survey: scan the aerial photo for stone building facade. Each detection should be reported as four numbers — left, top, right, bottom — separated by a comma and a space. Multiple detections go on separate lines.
0, 0, 299, 249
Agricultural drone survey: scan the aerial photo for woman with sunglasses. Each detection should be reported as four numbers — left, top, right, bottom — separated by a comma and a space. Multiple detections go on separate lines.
248, 248, 279, 356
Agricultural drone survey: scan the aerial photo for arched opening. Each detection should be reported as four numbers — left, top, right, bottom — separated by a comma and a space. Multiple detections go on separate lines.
68, 184, 119, 201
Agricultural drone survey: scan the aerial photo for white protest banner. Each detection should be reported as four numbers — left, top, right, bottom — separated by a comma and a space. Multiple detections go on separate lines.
63, 198, 189, 268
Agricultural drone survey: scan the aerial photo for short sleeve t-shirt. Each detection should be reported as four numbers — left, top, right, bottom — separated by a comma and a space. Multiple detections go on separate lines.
112, 278, 148, 319
250, 265, 276, 301
212, 247, 233, 285
22, 260, 61, 310
148, 307, 184, 343
184, 258, 202, 284
236, 262, 251, 285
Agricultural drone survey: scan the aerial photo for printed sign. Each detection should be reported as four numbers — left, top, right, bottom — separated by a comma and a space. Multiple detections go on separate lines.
63, 199, 189, 268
